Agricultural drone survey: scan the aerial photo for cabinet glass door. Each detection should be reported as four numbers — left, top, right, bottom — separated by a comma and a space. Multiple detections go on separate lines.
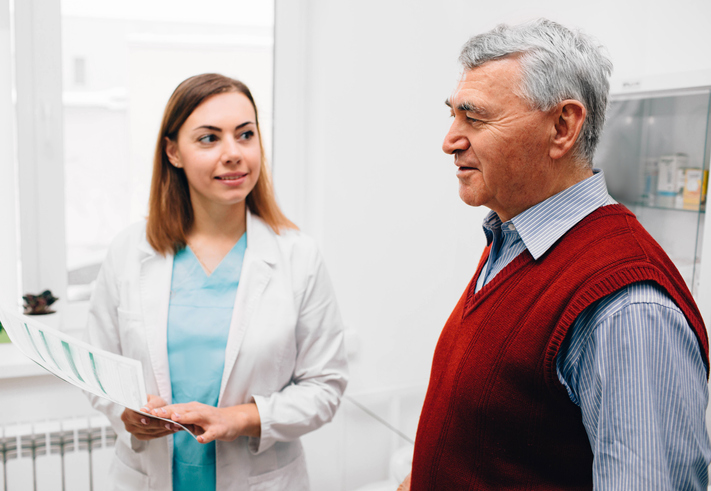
596, 88, 711, 297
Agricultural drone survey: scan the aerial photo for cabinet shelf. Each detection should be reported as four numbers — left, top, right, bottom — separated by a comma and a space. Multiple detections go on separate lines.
622, 201, 706, 214
597, 86, 710, 300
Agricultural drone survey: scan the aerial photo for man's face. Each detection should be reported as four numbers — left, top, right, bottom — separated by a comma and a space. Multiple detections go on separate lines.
444, 57, 556, 222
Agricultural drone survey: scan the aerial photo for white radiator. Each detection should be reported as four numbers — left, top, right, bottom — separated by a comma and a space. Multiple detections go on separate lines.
0, 415, 116, 491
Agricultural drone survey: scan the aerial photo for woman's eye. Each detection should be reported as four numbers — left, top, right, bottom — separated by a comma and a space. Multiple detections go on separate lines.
198, 134, 218, 143
240, 130, 255, 140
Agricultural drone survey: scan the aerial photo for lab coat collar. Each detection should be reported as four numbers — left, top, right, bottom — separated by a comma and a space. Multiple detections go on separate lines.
135, 210, 280, 404
220, 211, 278, 398
139, 240, 173, 404
245, 210, 279, 265
136, 224, 156, 258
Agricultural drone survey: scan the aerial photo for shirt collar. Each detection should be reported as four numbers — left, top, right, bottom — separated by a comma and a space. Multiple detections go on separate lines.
482, 169, 613, 260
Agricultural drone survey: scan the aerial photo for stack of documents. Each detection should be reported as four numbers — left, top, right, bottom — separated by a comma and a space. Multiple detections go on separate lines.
0, 307, 195, 438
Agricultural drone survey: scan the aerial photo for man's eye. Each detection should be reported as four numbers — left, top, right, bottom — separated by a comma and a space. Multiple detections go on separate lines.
198, 134, 218, 143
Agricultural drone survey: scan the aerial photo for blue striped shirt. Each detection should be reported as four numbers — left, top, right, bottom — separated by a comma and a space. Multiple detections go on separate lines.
474, 170, 711, 490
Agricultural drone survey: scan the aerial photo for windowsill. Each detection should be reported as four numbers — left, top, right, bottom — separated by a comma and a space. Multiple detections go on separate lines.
0, 343, 50, 379
0, 301, 88, 380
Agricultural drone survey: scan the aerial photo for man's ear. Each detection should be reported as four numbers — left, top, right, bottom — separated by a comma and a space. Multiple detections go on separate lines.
165, 137, 182, 168
549, 100, 586, 161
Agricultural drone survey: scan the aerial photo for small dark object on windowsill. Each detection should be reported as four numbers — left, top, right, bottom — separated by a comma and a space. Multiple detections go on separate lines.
23, 290, 59, 315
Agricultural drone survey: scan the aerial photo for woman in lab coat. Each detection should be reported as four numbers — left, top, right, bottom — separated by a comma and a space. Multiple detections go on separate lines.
85, 73, 348, 491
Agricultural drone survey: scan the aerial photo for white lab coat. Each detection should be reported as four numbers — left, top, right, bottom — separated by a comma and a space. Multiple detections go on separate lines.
85, 211, 348, 490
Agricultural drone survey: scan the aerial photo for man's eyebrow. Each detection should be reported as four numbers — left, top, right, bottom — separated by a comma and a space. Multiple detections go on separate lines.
459, 102, 487, 115
444, 99, 488, 116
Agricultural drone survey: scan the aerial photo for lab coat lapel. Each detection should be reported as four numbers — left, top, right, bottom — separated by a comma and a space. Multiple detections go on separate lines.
220, 212, 277, 398
138, 239, 174, 404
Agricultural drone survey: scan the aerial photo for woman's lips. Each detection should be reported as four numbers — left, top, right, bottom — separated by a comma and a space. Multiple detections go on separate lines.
215, 173, 248, 184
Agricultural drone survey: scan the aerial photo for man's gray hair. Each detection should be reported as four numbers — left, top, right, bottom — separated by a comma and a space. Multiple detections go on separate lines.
459, 19, 613, 166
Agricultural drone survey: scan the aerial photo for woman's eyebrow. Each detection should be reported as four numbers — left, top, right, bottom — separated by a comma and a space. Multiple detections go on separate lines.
193, 121, 255, 132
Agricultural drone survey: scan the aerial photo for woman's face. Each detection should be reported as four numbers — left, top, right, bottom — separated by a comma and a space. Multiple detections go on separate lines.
165, 91, 261, 212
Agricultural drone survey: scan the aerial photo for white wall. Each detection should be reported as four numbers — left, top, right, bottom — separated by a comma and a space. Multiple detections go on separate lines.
127, 29, 274, 223
274, 0, 711, 401
2, 1, 711, 490
59, 16, 274, 272
274, 0, 711, 397
273, 0, 711, 488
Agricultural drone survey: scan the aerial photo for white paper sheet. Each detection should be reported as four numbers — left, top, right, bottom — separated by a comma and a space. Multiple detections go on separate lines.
0, 306, 196, 439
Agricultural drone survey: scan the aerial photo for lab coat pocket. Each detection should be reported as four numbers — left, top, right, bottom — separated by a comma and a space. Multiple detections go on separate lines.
108, 450, 150, 490
247, 452, 309, 491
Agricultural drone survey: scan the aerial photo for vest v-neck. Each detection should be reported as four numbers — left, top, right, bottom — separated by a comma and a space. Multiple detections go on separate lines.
465, 248, 533, 315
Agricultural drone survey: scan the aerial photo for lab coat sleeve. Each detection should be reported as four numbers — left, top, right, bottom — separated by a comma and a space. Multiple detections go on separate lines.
82, 245, 144, 452
250, 243, 348, 454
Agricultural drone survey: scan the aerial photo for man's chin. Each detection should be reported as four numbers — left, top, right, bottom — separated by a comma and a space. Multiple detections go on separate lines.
458, 188, 487, 208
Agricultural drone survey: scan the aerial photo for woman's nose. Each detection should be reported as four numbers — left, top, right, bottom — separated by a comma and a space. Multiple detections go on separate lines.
222, 136, 243, 164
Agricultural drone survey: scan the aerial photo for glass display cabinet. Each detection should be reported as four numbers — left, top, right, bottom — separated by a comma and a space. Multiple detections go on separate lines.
595, 82, 711, 305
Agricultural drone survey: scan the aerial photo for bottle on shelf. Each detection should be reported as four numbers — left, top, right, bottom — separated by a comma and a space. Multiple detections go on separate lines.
656, 153, 689, 209
682, 166, 708, 211
640, 157, 658, 206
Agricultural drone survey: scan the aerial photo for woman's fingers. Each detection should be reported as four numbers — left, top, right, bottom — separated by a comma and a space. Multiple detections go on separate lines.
171, 405, 210, 425
120, 395, 181, 441
149, 406, 173, 420
170, 405, 221, 443
141, 394, 168, 412
126, 414, 178, 439
144, 402, 257, 443
125, 414, 164, 433
121, 409, 174, 440
124, 409, 162, 429
182, 416, 220, 444
132, 428, 175, 441
196, 430, 217, 444
152, 401, 200, 420
143, 403, 207, 437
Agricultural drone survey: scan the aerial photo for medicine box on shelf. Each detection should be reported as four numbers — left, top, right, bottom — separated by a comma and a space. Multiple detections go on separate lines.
596, 83, 711, 302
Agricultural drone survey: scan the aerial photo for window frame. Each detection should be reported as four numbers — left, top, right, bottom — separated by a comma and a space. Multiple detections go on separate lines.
14, 0, 68, 312
0, 0, 20, 309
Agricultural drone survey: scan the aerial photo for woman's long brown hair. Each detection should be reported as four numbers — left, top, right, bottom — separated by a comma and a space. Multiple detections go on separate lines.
146, 73, 296, 255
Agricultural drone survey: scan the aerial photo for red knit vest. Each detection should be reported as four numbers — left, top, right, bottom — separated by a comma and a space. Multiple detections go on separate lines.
411, 204, 708, 490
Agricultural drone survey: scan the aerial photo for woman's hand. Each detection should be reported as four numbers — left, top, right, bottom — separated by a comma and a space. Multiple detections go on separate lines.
151, 402, 261, 444
120, 394, 177, 441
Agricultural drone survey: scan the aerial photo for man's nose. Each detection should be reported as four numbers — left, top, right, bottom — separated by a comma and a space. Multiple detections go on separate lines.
442, 122, 469, 155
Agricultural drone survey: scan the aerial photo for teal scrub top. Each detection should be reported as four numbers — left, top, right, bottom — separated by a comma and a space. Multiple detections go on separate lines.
167, 235, 247, 491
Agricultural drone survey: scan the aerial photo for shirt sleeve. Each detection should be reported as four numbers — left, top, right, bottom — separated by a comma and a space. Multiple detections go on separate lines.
556, 281, 711, 490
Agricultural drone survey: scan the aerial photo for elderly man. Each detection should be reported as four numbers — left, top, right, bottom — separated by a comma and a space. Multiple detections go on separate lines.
400, 19, 710, 490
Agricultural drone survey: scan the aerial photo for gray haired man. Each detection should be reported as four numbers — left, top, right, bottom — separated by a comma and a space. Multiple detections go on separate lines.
400, 19, 710, 491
